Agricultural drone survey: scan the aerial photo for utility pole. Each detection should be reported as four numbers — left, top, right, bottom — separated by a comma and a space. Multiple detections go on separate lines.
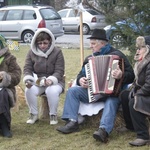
79, 0, 84, 66
66, 0, 85, 66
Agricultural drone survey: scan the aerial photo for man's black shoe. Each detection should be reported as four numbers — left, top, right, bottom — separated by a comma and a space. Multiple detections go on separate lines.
93, 128, 108, 143
56, 121, 79, 134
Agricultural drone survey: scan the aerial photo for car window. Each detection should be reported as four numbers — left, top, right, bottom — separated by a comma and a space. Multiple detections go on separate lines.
23, 10, 36, 20
6, 10, 23, 20
58, 10, 68, 18
40, 8, 61, 20
86, 9, 100, 15
0, 10, 6, 21
68, 9, 77, 17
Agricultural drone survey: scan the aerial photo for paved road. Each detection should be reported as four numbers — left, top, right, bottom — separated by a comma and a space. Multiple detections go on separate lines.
20, 33, 91, 49
55, 33, 90, 49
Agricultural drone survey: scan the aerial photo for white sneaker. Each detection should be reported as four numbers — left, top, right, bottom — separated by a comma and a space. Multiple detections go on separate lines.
26, 114, 38, 124
50, 115, 58, 125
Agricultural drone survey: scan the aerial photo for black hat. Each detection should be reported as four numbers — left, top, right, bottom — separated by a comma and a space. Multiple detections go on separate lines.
87, 29, 108, 41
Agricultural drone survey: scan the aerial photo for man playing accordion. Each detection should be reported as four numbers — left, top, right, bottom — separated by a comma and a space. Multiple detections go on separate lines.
56, 29, 135, 143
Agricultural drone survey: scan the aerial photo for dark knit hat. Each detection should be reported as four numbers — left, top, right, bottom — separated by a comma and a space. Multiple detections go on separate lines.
87, 29, 108, 41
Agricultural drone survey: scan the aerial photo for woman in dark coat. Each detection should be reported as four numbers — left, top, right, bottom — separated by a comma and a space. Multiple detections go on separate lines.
0, 34, 21, 138
120, 36, 150, 146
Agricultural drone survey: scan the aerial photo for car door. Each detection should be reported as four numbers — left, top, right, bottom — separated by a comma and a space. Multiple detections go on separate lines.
1, 9, 23, 40
59, 9, 79, 32
0, 9, 6, 36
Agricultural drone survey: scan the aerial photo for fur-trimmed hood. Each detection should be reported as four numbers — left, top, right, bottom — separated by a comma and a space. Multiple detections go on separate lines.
135, 36, 150, 59
23, 28, 65, 89
133, 37, 150, 116
136, 36, 150, 48
31, 28, 55, 58
134, 52, 150, 83
134, 36, 150, 80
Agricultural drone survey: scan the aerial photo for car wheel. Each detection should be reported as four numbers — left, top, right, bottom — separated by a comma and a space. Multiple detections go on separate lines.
110, 32, 126, 48
22, 31, 34, 43
82, 24, 90, 35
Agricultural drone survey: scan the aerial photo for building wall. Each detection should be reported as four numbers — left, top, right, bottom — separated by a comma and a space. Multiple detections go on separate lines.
8, 0, 32, 5
6, 0, 68, 10
4, 0, 66, 10
54, 0, 68, 11
0, 0, 8, 7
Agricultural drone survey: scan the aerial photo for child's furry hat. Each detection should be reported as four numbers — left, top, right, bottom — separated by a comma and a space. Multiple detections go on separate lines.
136, 36, 150, 48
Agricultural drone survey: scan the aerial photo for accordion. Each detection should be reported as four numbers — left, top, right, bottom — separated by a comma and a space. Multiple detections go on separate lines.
85, 55, 124, 102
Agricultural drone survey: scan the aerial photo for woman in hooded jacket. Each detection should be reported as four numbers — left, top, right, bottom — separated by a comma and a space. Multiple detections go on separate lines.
119, 36, 150, 146
0, 34, 21, 138
23, 28, 65, 125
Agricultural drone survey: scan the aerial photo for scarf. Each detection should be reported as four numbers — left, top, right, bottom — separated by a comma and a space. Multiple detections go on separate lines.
93, 44, 111, 56
81, 44, 111, 76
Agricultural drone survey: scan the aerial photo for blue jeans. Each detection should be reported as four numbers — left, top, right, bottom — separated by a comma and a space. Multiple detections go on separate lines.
61, 86, 121, 134
62, 86, 89, 121
99, 96, 120, 134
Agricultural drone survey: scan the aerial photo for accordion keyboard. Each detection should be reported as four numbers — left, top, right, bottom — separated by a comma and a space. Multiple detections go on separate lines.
85, 63, 96, 102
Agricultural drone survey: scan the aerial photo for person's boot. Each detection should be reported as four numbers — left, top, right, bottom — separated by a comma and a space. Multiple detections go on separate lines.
93, 128, 108, 143
56, 120, 79, 134
0, 114, 12, 138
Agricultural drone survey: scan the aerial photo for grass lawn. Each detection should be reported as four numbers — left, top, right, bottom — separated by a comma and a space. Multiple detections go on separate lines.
0, 44, 149, 150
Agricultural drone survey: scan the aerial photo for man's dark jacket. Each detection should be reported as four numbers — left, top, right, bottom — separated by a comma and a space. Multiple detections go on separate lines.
76, 46, 135, 91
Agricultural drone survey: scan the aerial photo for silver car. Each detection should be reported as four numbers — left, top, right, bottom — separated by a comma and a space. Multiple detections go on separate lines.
0, 5, 64, 43
58, 8, 107, 35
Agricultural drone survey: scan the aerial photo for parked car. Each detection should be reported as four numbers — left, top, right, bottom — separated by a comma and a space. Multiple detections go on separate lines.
58, 8, 107, 35
0, 5, 64, 43
104, 12, 150, 47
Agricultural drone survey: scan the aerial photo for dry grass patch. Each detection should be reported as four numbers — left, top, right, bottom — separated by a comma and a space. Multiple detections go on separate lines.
0, 45, 149, 150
